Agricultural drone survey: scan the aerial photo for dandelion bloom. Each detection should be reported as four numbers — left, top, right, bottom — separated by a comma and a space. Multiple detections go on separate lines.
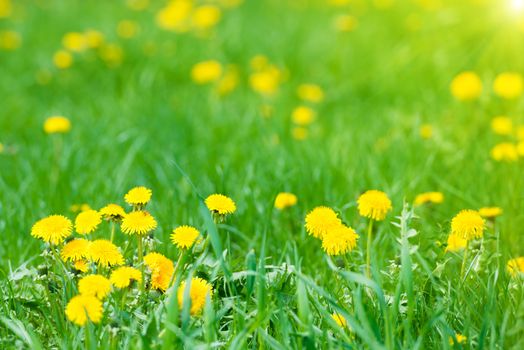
445, 234, 467, 252
155, 0, 192, 32
292, 106, 315, 126
124, 186, 152, 207
171, 225, 200, 249
491, 116, 513, 136
414, 192, 444, 206
507, 257, 524, 277
493, 72, 523, 99
305, 206, 341, 239
357, 190, 392, 221
449, 333, 467, 345
110, 266, 142, 288
43, 116, 71, 134
78, 274, 112, 299
65, 295, 103, 326
99, 203, 126, 221
75, 210, 101, 235
321, 225, 359, 256
191, 60, 222, 84
144, 252, 174, 291
297, 84, 324, 103
450, 210, 485, 241
73, 260, 89, 273
249, 65, 282, 96
490, 143, 518, 162
88, 239, 124, 267
274, 192, 298, 210
419, 124, 433, 139
191, 5, 221, 30
177, 277, 213, 315
331, 312, 347, 327
121, 211, 157, 235
61, 238, 90, 262
478, 207, 502, 219
450, 71, 482, 101
53, 50, 73, 69
0, 30, 21, 50
31, 215, 72, 245
62, 32, 86, 52
205, 194, 236, 215
84, 29, 104, 48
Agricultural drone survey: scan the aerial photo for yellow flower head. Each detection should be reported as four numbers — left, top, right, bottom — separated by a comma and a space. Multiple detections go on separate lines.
449, 333, 467, 345
305, 206, 341, 239
171, 225, 200, 249
62, 32, 87, 52
53, 50, 73, 69
414, 192, 444, 206
478, 207, 503, 219
31, 215, 72, 245
331, 312, 347, 327
88, 239, 124, 267
44, 116, 71, 134
75, 210, 101, 235
450, 210, 485, 241
205, 194, 236, 215
191, 5, 221, 30
249, 65, 282, 96
121, 211, 157, 235
292, 106, 315, 126
445, 233, 467, 253
110, 266, 142, 288
191, 60, 222, 84
491, 116, 513, 136
65, 295, 103, 326
177, 277, 213, 315
419, 124, 433, 139
124, 186, 152, 207
61, 238, 90, 262
0, 30, 21, 50
78, 274, 111, 299
155, 0, 192, 32
144, 252, 174, 291
321, 225, 359, 256
84, 29, 104, 48
274, 192, 298, 210
357, 190, 392, 221
450, 71, 482, 101
490, 143, 518, 162
493, 72, 523, 99
99, 203, 126, 221
507, 257, 524, 277
73, 260, 89, 273
297, 84, 324, 103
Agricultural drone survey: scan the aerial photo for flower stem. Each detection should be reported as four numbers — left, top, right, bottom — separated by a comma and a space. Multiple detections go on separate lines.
168, 251, 186, 289
461, 240, 470, 280
137, 236, 144, 291
366, 219, 374, 278
110, 222, 116, 243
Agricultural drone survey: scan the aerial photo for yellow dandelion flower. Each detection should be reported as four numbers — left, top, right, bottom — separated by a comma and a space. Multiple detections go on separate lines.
205, 194, 236, 215
249, 64, 282, 96
292, 127, 308, 140
73, 260, 89, 273
121, 211, 157, 235
144, 252, 174, 291
110, 266, 142, 288
65, 295, 103, 326
321, 225, 359, 256
491, 116, 513, 136
445, 234, 467, 253
305, 206, 341, 239
507, 257, 524, 277
491, 143, 518, 162
84, 29, 104, 48
191, 5, 221, 30
274, 192, 298, 210
78, 274, 111, 300
297, 84, 324, 103
99, 203, 126, 221
0, 0, 13, 18
155, 0, 192, 32
61, 238, 90, 262
62, 32, 86, 52
88, 239, 124, 267
191, 60, 222, 84
419, 124, 433, 139
124, 186, 152, 207
216, 64, 239, 96
0, 30, 21, 51
31, 215, 72, 245
292, 106, 315, 126
450, 71, 482, 101
414, 192, 444, 206
357, 190, 392, 221
53, 50, 73, 69
177, 277, 213, 315
493, 72, 523, 99
449, 333, 467, 345
450, 210, 485, 241
331, 312, 347, 327
44, 116, 71, 134
171, 225, 200, 249
478, 207, 503, 219
75, 210, 101, 235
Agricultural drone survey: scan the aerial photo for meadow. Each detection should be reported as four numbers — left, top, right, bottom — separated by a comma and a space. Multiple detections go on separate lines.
1, 0, 524, 349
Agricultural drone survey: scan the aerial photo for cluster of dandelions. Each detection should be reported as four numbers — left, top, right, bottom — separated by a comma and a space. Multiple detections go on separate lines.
30, 186, 236, 327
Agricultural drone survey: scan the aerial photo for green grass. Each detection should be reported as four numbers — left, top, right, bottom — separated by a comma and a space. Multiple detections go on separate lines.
1, 0, 524, 348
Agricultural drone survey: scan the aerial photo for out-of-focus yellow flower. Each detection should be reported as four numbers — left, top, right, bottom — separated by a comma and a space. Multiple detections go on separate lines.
478, 207, 502, 219
450, 71, 482, 101
305, 206, 341, 239
274, 192, 298, 210
75, 210, 102, 235
321, 225, 359, 256
0, 0, 12, 18
331, 312, 347, 327
156, 0, 192, 32
491, 116, 513, 135
414, 192, 444, 206
0, 30, 21, 50
65, 295, 103, 326
357, 190, 392, 221
44, 116, 71, 134
419, 124, 433, 139
192, 5, 221, 30
53, 50, 73, 69
450, 210, 484, 241
171, 225, 200, 249
78, 274, 111, 299
507, 257, 524, 277
99, 43, 124, 67
205, 194, 236, 215
250, 66, 282, 96
110, 266, 142, 288
177, 277, 213, 315
84, 30, 104, 48
493, 72, 523, 99
292, 106, 315, 126
217, 65, 239, 95
31, 215, 72, 245
126, 0, 149, 11
490, 143, 518, 162
62, 32, 87, 52
297, 84, 324, 103
88, 239, 124, 267
144, 252, 174, 291
333, 14, 358, 32
191, 60, 223, 84
117, 20, 140, 39
449, 333, 467, 345
292, 127, 308, 141
445, 233, 467, 252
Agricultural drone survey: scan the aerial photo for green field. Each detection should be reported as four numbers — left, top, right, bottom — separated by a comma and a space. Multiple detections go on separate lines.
1, 0, 524, 348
